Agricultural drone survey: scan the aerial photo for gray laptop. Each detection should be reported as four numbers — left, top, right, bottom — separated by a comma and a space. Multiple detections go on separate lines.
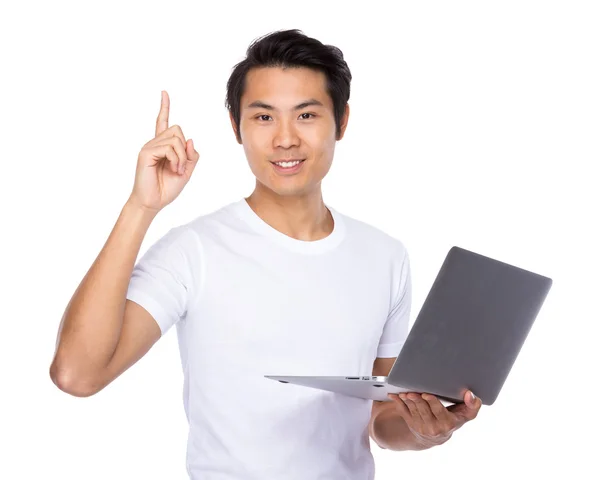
265, 246, 553, 406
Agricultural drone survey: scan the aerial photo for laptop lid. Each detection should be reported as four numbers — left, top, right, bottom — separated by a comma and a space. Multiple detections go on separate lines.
388, 246, 552, 405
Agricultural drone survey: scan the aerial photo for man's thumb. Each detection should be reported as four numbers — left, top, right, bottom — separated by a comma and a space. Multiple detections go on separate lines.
468, 391, 480, 408
186, 139, 200, 163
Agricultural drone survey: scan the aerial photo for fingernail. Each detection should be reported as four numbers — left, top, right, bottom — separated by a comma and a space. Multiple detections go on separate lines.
470, 391, 476, 402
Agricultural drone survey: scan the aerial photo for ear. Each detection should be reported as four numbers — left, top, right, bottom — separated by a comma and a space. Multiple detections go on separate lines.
229, 111, 242, 144
336, 103, 350, 141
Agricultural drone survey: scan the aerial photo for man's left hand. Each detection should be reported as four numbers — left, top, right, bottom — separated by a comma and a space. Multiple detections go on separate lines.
387, 390, 482, 448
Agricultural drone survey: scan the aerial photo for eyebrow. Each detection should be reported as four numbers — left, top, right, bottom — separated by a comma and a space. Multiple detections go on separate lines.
246, 99, 324, 111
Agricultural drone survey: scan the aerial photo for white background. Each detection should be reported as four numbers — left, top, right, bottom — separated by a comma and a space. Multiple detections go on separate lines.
1, 1, 598, 478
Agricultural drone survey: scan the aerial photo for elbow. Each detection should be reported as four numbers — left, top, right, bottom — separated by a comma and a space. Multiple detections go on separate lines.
369, 413, 387, 450
49, 361, 102, 398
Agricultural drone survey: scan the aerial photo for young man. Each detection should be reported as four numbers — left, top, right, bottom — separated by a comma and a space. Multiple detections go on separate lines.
50, 29, 481, 480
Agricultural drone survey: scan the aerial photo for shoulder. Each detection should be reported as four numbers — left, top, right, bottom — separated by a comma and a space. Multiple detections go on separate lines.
333, 207, 408, 260
184, 200, 244, 237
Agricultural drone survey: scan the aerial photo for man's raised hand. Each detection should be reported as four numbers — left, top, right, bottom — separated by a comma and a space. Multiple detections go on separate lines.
129, 90, 200, 213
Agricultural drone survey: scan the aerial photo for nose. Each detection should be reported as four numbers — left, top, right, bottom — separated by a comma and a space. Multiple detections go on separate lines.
273, 118, 300, 148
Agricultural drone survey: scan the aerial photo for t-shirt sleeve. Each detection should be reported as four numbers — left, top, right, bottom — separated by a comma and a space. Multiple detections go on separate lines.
126, 225, 196, 336
376, 246, 412, 358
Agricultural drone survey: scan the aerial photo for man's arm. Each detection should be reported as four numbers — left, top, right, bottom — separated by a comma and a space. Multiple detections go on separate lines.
368, 357, 435, 451
49, 199, 161, 397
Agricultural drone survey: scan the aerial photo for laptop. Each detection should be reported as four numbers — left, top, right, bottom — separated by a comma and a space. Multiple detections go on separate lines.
265, 246, 553, 406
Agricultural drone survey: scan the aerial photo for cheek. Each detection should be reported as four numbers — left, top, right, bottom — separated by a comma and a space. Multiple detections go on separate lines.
242, 126, 269, 154
241, 134, 265, 161
315, 135, 336, 162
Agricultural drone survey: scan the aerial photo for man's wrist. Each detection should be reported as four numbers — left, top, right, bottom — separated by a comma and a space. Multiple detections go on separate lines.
411, 430, 453, 449
124, 196, 160, 221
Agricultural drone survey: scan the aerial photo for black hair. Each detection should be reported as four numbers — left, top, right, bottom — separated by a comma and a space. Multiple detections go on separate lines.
225, 29, 352, 143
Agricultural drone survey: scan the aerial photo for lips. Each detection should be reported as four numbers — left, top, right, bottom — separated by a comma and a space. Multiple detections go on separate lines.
271, 158, 305, 164
270, 158, 306, 174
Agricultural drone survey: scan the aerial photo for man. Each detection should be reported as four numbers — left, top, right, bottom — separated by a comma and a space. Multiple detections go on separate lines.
50, 29, 481, 479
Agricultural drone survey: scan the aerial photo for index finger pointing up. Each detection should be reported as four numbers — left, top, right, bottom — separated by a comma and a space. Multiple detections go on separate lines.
155, 90, 170, 137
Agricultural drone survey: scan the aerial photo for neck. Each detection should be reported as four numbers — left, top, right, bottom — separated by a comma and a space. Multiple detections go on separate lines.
245, 185, 334, 241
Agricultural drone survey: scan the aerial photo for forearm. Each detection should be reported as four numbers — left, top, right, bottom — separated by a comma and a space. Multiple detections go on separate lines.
50, 198, 157, 387
371, 407, 441, 451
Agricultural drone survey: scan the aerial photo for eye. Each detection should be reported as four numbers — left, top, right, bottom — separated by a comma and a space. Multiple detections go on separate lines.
255, 113, 316, 122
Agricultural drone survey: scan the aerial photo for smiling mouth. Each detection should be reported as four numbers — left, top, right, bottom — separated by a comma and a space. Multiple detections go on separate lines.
271, 159, 306, 167
270, 158, 306, 173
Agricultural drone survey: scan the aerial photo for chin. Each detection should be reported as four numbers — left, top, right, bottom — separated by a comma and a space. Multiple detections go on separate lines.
256, 179, 314, 198
268, 184, 308, 197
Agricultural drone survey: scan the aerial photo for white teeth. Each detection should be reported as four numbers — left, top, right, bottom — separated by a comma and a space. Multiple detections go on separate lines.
275, 160, 302, 168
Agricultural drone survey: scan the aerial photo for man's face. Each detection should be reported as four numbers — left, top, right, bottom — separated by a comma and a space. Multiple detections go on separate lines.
230, 66, 349, 198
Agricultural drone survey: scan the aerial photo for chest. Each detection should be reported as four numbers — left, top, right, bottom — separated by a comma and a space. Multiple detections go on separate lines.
187, 248, 392, 374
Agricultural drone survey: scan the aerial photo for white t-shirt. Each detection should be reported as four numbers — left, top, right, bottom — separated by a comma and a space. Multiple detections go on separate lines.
126, 197, 412, 480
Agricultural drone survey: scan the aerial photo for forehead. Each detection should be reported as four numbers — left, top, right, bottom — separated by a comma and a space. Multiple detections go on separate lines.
241, 66, 332, 111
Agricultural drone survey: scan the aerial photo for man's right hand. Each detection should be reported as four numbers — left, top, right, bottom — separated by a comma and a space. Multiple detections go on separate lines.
129, 90, 200, 213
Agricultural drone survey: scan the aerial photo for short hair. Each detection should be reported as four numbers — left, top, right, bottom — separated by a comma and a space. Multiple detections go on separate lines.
225, 29, 352, 143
